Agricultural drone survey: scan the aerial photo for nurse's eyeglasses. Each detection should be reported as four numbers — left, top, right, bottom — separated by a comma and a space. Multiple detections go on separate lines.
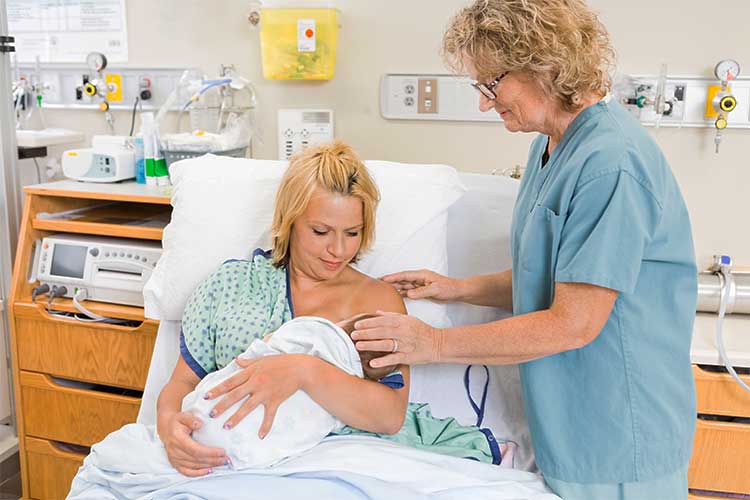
470, 72, 508, 100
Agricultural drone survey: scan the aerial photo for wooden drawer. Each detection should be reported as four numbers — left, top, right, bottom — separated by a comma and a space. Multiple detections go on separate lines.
21, 371, 141, 447
693, 365, 750, 418
14, 302, 157, 390
688, 418, 750, 494
26, 436, 86, 500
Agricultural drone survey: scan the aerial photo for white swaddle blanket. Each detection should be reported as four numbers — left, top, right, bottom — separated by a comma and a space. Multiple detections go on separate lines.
181, 316, 364, 469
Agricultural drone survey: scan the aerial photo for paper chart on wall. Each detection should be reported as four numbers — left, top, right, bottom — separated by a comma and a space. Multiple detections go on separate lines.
7, 0, 128, 63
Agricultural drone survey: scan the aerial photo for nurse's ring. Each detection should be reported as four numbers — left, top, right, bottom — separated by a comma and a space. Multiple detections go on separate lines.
391, 339, 399, 353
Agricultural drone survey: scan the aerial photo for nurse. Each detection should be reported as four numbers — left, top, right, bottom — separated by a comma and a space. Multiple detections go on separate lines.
351, 0, 698, 498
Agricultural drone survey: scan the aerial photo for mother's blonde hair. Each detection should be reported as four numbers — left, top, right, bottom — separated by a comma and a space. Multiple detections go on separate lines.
442, 0, 616, 112
270, 141, 379, 267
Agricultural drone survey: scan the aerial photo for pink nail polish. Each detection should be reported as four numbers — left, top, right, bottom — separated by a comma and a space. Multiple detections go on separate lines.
223, 422, 232, 430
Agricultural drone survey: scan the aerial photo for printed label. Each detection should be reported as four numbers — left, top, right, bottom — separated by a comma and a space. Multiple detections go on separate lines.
297, 19, 316, 52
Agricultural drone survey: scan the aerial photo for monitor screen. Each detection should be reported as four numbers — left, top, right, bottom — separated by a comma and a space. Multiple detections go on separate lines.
50, 244, 87, 279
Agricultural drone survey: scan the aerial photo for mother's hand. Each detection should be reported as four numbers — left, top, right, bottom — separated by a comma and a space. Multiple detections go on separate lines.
204, 354, 310, 438
381, 269, 463, 302
351, 311, 442, 367
162, 411, 228, 476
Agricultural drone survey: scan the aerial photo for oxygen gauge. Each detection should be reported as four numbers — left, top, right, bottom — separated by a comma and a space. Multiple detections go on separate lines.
86, 52, 108, 73
714, 59, 740, 82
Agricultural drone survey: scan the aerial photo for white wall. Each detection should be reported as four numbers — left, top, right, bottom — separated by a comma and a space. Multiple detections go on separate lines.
33, 0, 750, 268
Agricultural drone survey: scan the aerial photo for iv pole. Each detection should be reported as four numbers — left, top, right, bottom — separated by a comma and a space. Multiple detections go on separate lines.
0, 0, 22, 440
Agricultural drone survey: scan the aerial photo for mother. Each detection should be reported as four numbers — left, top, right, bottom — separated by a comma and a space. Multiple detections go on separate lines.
353, 1, 698, 498
156, 141, 408, 476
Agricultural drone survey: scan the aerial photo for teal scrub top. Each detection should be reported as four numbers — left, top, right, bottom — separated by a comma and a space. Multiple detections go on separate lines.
510, 100, 698, 484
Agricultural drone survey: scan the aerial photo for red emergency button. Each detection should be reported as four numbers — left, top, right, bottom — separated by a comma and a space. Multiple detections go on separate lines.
305, 28, 314, 38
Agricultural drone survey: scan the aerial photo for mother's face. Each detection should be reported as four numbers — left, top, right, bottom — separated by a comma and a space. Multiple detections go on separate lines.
466, 59, 553, 134
289, 186, 364, 281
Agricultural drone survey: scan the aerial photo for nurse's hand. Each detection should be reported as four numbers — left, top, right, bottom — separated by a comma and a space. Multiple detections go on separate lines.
381, 269, 463, 302
352, 311, 442, 367
204, 354, 308, 438
162, 411, 228, 477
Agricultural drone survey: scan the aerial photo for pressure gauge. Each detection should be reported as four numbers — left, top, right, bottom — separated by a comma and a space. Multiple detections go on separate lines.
86, 52, 107, 73
714, 59, 740, 81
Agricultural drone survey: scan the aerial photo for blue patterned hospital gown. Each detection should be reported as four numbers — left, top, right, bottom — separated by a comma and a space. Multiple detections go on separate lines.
180, 249, 292, 378
179, 249, 501, 465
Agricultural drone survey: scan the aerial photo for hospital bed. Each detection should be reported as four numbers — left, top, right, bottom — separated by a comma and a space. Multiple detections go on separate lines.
69, 157, 559, 499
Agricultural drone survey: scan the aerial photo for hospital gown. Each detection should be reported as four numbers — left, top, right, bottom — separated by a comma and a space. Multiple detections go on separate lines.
181, 249, 504, 465
511, 100, 697, 497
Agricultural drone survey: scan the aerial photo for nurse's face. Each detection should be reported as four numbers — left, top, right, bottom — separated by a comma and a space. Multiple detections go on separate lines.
466, 59, 553, 134
289, 186, 364, 281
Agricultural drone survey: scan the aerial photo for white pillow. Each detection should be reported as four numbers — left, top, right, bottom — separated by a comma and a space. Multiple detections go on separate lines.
143, 156, 465, 325
143, 156, 285, 320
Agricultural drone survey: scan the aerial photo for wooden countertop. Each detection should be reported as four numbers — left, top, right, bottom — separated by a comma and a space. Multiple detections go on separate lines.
24, 180, 171, 205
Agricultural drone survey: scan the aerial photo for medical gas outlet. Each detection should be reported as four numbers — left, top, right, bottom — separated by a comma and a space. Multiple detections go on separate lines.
619, 81, 686, 122
79, 51, 121, 133
707, 59, 740, 153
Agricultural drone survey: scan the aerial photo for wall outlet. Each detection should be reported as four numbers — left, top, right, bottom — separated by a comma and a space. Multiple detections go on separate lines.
277, 109, 334, 160
418, 78, 438, 114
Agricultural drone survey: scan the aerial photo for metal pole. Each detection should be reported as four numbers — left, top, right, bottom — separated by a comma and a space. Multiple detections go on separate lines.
0, 0, 20, 259
0, 0, 20, 432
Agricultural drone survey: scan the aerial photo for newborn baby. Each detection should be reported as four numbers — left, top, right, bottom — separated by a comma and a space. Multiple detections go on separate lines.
181, 314, 399, 470
336, 312, 398, 381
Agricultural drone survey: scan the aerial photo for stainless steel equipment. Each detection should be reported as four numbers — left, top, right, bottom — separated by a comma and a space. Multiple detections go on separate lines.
698, 270, 750, 314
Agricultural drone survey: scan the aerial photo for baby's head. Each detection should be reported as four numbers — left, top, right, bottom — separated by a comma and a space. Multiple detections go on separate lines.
337, 313, 399, 381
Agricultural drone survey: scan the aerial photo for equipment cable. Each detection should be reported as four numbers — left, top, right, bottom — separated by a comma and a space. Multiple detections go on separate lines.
716, 269, 750, 392
129, 96, 140, 136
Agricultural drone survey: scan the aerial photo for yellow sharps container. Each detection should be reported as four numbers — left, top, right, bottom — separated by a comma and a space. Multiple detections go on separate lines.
260, 0, 340, 80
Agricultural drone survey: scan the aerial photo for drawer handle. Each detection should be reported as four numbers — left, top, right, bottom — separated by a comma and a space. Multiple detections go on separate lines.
22, 372, 144, 400
27, 437, 90, 459
52, 440, 90, 456
35, 303, 151, 333
51, 376, 143, 399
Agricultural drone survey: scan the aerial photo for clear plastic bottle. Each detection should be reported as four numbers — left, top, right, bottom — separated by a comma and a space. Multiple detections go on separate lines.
134, 134, 146, 184
141, 112, 157, 186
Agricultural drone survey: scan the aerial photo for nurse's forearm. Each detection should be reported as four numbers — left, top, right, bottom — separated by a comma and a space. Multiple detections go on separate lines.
459, 269, 513, 309
436, 282, 617, 365
436, 310, 577, 364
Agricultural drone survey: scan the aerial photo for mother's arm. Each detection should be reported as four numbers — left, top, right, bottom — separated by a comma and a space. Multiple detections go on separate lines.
208, 356, 409, 436
206, 283, 410, 436
301, 358, 409, 434
156, 358, 228, 476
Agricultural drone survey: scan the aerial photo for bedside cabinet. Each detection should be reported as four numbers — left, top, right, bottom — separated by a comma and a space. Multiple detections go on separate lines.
7, 181, 169, 499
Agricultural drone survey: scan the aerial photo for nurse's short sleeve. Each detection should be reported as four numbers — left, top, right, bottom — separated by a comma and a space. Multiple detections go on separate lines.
180, 271, 222, 378
555, 170, 662, 294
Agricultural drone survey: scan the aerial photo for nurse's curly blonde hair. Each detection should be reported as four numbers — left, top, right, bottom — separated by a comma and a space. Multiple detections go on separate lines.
442, 0, 616, 112
270, 141, 379, 268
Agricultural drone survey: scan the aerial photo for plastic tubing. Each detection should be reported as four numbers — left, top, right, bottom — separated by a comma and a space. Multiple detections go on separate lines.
716, 271, 750, 392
